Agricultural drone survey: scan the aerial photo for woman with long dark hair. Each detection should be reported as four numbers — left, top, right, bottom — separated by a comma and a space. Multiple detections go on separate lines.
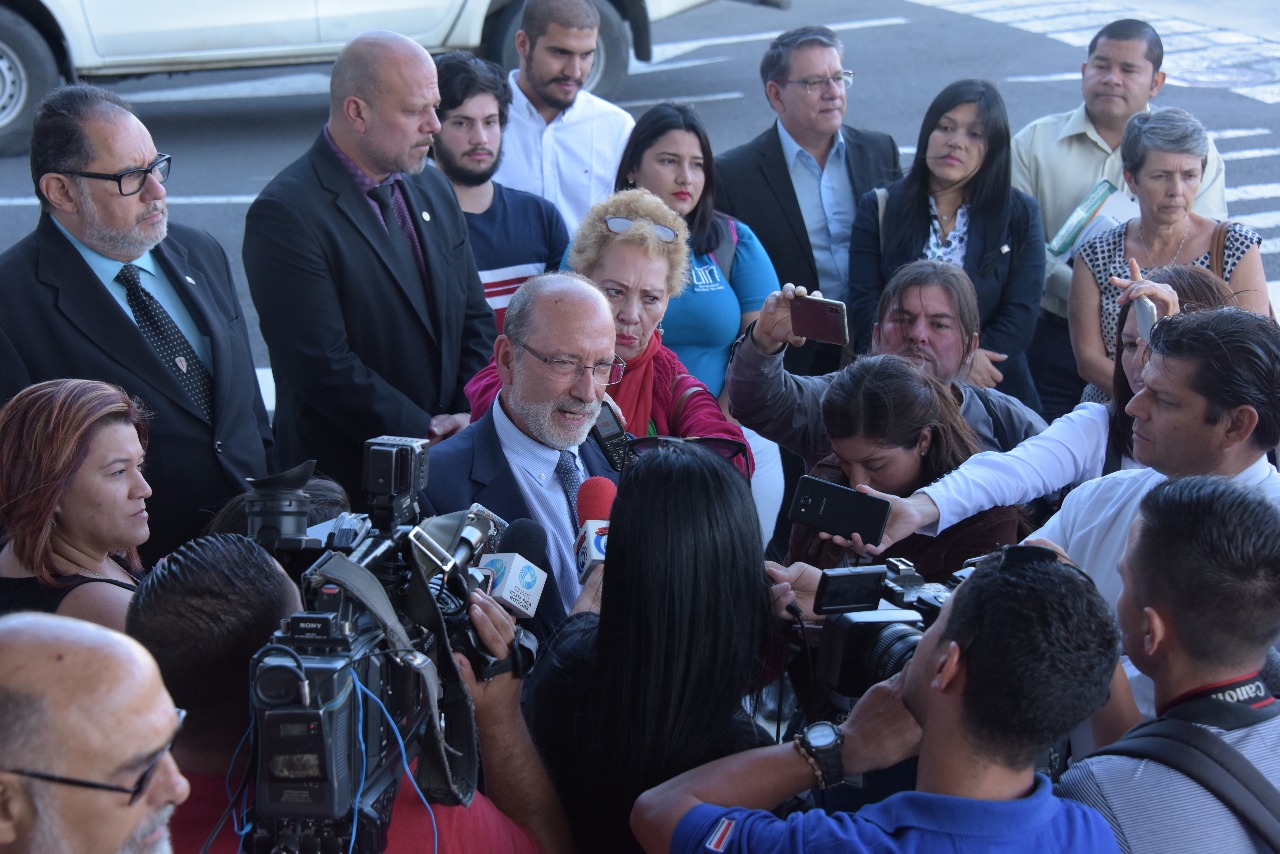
0, 379, 151, 630
848, 79, 1045, 410
523, 440, 773, 852
788, 354, 1018, 579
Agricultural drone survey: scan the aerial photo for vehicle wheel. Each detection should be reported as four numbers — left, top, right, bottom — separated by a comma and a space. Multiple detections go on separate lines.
0, 9, 57, 157
485, 0, 630, 100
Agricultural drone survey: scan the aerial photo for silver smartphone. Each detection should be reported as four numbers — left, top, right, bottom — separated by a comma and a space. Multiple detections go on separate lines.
1134, 296, 1158, 340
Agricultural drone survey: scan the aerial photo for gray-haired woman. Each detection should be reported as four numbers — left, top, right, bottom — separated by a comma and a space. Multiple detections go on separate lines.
1068, 106, 1268, 403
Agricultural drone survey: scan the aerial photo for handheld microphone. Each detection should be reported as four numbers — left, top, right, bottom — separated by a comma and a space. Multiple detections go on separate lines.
574, 477, 616, 583
477, 519, 549, 619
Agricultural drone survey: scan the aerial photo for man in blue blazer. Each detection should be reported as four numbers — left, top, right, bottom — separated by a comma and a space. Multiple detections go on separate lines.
0, 85, 272, 565
245, 32, 496, 503
421, 273, 619, 643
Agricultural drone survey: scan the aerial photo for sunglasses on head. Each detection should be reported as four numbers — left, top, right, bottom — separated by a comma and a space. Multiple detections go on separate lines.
604, 215, 678, 244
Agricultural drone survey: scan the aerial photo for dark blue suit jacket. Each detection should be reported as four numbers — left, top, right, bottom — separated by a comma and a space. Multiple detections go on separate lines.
716, 123, 902, 376
420, 408, 618, 642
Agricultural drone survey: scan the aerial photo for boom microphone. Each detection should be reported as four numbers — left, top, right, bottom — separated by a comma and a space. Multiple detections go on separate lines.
477, 519, 549, 619
575, 477, 616, 583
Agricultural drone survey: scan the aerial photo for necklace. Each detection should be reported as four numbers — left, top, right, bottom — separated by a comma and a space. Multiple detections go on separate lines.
73, 564, 104, 579
1136, 221, 1190, 268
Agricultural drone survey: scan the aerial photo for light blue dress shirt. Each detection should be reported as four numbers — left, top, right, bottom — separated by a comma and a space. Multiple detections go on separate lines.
777, 121, 853, 302
51, 217, 212, 370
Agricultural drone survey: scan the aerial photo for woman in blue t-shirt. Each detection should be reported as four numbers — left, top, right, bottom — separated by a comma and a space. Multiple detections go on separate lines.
613, 103, 783, 543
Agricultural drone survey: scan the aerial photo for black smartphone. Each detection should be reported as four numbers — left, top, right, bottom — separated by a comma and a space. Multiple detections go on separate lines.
789, 294, 849, 346
590, 404, 630, 472
789, 475, 891, 543
813, 566, 886, 614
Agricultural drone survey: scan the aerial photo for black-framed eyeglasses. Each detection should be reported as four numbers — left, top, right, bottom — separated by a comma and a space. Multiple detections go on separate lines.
622, 435, 750, 477
64, 154, 171, 197
782, 70, 854, 95
511, 338, 625, 385
1, 709, 185, 805
604, 215, 678, 244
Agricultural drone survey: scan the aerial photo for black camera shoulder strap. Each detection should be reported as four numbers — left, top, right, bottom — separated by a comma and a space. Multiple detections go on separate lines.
1088, 676, 1280, 849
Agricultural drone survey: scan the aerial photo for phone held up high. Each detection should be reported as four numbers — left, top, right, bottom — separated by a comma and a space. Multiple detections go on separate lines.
789, 293, 849, 347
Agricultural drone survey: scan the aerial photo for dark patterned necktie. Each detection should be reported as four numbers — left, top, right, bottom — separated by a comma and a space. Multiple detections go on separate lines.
116, 263, 213, 421
555, 449, 584, 532
367, 182, 419, 274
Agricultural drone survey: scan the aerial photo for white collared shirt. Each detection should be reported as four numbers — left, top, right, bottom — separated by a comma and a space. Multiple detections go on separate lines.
493, 70, 635, 235
1031, 454, 1280, 611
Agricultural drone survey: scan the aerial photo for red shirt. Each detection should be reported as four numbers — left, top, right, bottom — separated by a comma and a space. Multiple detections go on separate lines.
172, 769, 542, 853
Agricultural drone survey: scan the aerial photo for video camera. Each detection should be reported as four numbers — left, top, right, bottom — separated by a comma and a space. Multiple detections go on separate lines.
241, 437, 535, 853
812, 558, 973, 700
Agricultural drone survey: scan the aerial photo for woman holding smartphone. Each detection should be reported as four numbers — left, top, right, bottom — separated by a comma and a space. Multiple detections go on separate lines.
788, 353, 1019, 581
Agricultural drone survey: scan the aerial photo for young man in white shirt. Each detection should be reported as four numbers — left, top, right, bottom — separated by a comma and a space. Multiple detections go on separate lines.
493, 0, 634, 233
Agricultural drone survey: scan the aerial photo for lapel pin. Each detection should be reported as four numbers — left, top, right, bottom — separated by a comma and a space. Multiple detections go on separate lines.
421, 211, 431, 222
1000, 244, 1010, 254
185, 275, 196, 283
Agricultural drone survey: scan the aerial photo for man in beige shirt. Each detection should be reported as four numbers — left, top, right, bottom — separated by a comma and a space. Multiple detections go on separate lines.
1012, 18, 1226, 421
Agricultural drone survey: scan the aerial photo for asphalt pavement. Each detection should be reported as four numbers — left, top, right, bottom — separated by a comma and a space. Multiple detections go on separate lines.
0, 0, 1276, 405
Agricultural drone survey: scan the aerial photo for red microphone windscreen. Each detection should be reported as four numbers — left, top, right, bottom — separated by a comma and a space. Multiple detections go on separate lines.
576, 476, 617, 527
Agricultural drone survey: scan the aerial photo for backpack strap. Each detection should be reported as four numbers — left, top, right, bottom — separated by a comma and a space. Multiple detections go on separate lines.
1090, 717, 1280, 849
1209, 220, 1230, 281
709, 215, 739, 282
875, 188, 888, 254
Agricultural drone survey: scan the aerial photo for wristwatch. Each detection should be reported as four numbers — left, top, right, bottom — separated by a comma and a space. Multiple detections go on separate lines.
795, 721, 845, 789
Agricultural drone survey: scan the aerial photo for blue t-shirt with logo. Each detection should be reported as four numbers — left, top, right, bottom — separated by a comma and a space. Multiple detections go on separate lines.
661, 219, 777, 397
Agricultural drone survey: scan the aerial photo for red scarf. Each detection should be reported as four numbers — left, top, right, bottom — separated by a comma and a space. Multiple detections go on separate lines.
611, 332, 662, 435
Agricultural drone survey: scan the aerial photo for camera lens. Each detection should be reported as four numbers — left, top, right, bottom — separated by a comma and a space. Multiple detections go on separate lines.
255, 663, 302, 706
863, 623, 921, 684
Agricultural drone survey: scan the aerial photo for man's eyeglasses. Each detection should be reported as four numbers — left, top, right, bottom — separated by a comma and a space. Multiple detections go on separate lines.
512, 339, 625, 385
1, 709, 186, 805
782, 70, 854, 95
604, 215, 678, 244
64, 154, 172, 197
622, 435, 750, 476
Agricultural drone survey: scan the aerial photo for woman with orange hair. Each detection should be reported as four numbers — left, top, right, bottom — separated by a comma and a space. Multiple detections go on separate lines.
0, 379, 151, 630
